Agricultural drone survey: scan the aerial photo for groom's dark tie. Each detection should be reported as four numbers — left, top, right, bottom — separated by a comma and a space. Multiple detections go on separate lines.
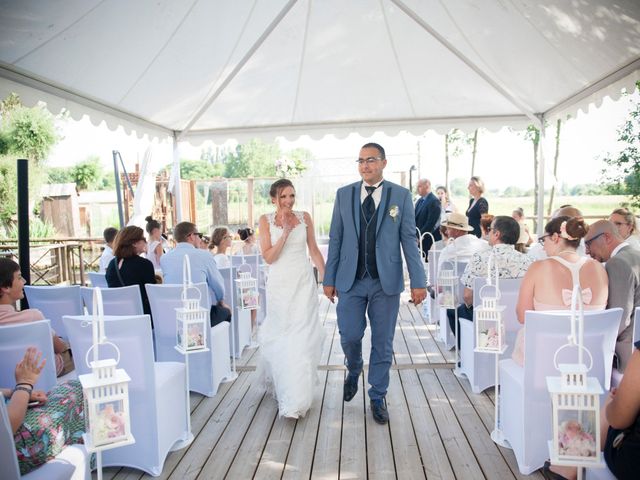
363, 185, 377, 223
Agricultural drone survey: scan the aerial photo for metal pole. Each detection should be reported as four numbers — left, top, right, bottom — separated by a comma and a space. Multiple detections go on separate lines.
113, 151, 125, 228
536, 118, 546, 237
17, 159, 30, 309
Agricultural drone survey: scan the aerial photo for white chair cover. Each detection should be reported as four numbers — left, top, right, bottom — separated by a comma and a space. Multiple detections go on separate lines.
23, 285, 83, 339
0, 393, 90, 480
633, 306, 640, 344
0, 320, 57, 392
62, 314, 189, 476
499, 308, 622, 475
87, 272, 108, 288
458, 277, 522, 393
218, 266, 252, 358
145, 283, 231, 396
81, 286, 143, 316
437, 261, 467, 349
585, 466, 616, 479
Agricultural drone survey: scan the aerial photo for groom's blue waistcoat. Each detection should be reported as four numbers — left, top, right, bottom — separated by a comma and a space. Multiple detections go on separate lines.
324, 180, 426, 296
356, 199, 379, 279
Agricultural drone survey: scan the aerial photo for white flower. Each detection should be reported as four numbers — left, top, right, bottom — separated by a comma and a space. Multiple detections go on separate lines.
389, 205, 399, 222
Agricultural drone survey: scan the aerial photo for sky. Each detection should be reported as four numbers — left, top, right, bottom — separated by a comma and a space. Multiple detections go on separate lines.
47, 88, 637, 192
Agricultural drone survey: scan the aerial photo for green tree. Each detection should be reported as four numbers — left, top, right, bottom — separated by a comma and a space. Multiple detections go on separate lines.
523, 124, 541, 230
224, 139, 280, 178
449, 177, 468, 197
71, 156, 103, 190
180, 159, 224, 179
444, 129, 470, 191
602, 84, 640, 207
47, 166, 74, 184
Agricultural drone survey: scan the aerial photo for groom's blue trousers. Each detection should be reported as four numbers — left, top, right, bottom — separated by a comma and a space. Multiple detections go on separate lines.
336, 276, 400, 401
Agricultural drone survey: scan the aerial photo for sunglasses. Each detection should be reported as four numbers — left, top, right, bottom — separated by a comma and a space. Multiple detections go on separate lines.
190, 232, 203, 239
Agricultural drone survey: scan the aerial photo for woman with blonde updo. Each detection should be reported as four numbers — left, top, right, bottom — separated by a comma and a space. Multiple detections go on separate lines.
512, 216, 608, 366
610, 207, 640, 250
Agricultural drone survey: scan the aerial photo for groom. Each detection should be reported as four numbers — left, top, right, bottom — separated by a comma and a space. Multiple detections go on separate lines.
323, 143, 426, 424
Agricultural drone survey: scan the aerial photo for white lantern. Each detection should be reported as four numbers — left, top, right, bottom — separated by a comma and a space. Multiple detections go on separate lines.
547, 363, 603, 466
175, 255, 209, 354
79, 288, 134, 452
438, 261, 458, 308
235, 271, 259, 310
474, 284, 506, 354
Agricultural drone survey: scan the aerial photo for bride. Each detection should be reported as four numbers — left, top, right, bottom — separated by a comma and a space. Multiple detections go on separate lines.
257, 179, 326, 418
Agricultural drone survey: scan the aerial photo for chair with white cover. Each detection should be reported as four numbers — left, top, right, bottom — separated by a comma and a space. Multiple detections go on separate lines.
62, 314, 189, 476
0, 393, 91, 480
146, 283, 231, 396
231, 254, 267, 324
458, 277, 522, 393
437, 261, 467, 349
87, 272, 108, 288
23, 285, 83, 339
218, 266, 252, 358
0, 320, 57, 396
499, 309, 622, 475
81, 286, 143, 316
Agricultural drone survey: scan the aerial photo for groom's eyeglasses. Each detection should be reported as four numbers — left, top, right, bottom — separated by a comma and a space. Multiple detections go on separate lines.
356, 157, 382, 165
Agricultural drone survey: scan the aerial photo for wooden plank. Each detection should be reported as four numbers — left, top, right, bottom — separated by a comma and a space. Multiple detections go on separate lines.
386, 370, 425, 479
310, 370, 343, 479
166, 372, 253, 480
365, 397, 395, 480
197, 373, 266, 479
435, 369, 516, 479
339, 372, 367, 479
253, 413, 297, 479
417, 369, 485, 479
399, 369, 455, 480
406, 302, 450, 364
225, 393, 278, 479
397, 304, 428, 364
282, 370, 329, 480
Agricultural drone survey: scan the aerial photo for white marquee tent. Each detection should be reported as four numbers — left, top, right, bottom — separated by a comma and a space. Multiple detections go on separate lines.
1, 0, 640, 226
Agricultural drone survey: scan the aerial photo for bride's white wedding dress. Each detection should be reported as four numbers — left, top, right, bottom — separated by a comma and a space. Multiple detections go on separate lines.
258, 211, 324, 418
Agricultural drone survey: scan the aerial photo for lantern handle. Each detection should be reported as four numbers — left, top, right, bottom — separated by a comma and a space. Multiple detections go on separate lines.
181, 285, 202, 303
417, 230, 435, 259
553, 343, 593, 372
486, 253, 500, 290
478, 283, 501, 301
85, 340, 121, 369
182, 254, 192, 289
89, 287, 107, 366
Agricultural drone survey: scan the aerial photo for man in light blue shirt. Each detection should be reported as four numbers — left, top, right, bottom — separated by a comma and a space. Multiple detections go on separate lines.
161, 221, 231, 326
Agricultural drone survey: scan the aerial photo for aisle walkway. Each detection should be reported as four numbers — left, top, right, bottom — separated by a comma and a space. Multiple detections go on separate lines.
100, 297, 543, 480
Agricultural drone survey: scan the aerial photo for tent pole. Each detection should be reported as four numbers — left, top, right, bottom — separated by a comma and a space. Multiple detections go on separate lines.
113, 150, 125, 228
17, 159, 30, 309
536, 118, 546, 237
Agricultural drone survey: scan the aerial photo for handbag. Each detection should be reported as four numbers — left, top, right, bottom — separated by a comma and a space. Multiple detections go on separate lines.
114, 257, 126, 287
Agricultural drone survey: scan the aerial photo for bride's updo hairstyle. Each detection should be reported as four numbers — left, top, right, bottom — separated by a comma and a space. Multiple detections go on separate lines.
544, 215, 588, 249
269, 179, 294, 201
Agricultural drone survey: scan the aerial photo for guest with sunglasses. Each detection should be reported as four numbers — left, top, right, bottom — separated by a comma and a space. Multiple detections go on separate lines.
512, 216, 608, 366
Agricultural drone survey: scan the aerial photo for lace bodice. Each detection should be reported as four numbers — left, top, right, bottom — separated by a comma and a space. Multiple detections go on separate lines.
268, 211, 308, 260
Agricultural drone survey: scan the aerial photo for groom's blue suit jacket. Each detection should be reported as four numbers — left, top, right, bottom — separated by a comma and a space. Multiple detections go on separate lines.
324, 180, 426, 295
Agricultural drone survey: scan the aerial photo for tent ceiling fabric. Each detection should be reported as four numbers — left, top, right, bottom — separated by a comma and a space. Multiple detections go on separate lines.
1, 0, 639, 143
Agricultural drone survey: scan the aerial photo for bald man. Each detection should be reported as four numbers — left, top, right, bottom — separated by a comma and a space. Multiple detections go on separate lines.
414, 179, 441, 257
585, 220, 640, 371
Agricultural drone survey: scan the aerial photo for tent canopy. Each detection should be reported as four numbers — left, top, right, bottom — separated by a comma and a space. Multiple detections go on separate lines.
1, 0, 639, 144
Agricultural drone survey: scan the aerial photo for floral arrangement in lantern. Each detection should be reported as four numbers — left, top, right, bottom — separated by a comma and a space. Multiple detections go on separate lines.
546, 285, 604, 468
438, 260, 458, 308
475, 257, 507, 354
235, 270, 259, 310
176, 255, 209, 354
79, 288, 134, 452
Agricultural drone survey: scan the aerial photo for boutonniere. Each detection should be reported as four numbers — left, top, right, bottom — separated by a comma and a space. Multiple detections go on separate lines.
389, 205, 399, 222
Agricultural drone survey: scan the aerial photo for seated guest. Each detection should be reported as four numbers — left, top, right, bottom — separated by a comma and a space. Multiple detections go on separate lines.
209, 226, 233, 268
2, 348, 86, 475
479, 213, 495, 242
98, 227, 118, 273
610, 207, 640, 250
448, 216, 533, 343
584, 220, 640, 372
105, 226, 156, 320
0, 258, 73, 377
432, 225, 449, 251
161, 222, 231, 327
528, 205, 587, 260
513, 216, 608, 366
236, 227, 259, 255
145, 216, 164, 271
437, 212, 489, 270
512, 207, 533, 247
544, 341, 640, 480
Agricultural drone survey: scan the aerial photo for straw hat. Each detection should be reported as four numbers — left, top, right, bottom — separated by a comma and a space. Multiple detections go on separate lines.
441, 212, 474, 232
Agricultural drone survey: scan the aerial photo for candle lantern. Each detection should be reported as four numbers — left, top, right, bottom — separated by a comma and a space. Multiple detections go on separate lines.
438, 261, 458, 308
235, 271, 259, 310
79, 288, 134, 452
176, 255, 209, 353
474, 284, 506, 353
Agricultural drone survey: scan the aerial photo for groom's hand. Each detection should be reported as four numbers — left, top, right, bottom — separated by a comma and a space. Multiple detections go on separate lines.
323, 285, 337, 303
411, 288, 427, 306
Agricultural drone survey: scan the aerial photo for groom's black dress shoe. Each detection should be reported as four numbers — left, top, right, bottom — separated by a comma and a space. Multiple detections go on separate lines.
343, 375, 358, 402
371, 399, 389, 424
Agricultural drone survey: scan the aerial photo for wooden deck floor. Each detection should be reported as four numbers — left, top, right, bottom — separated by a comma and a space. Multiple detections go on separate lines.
101, 296, 544, 480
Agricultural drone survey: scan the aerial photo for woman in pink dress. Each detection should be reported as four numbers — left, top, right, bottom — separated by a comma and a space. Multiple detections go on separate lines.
512, 216, 608, 366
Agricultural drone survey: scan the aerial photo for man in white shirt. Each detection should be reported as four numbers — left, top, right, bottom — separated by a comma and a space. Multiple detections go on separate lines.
584, 220, 640, 371
98, 227, 118, 273
438, 212, 489, 270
